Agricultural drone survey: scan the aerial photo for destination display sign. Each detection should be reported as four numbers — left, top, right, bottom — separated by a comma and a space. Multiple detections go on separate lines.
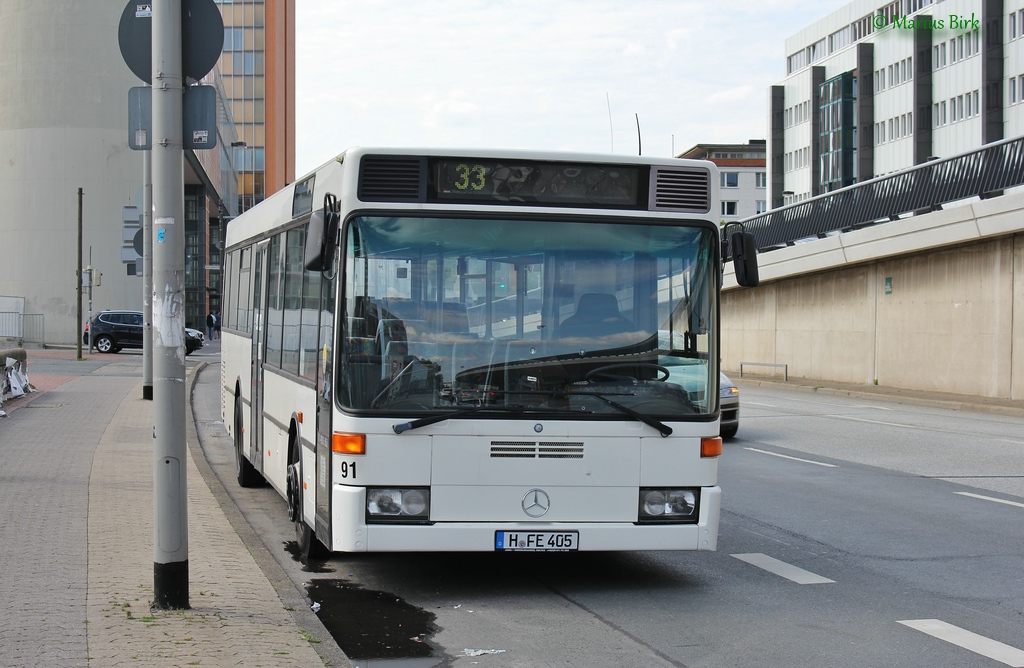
433, 159, 643, 208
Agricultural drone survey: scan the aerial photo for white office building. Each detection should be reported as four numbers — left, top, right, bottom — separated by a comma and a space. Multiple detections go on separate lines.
768, 0, 1024, 208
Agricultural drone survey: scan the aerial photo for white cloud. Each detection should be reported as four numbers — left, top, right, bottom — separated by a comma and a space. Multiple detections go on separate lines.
295, 0, 847, 173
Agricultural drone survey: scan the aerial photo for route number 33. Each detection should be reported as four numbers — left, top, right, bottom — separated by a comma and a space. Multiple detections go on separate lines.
454, 163, 486, 191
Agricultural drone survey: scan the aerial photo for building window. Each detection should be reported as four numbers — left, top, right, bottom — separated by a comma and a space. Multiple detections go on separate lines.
755, 172, 767, 188
1012, 77, 1018, 105
721, 201, 737, 216
819, 72, 856, 191
756, 200, 767, 214
721, 172, 739, 188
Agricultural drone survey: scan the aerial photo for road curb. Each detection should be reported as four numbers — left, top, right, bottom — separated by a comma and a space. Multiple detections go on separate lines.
186, 362, 352, 668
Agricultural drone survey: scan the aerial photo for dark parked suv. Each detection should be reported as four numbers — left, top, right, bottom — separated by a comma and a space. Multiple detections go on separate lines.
83, 310, 203, 355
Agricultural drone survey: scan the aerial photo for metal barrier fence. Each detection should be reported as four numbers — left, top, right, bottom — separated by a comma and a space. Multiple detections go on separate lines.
0, 312, 45, 344
735, 134, 1024, 254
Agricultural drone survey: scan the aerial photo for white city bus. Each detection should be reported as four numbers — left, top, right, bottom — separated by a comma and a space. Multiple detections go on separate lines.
220, 147, 758, 557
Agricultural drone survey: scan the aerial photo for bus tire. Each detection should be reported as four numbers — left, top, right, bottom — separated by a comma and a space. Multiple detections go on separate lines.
290, 443, 328, 560
234, 397, 264, 488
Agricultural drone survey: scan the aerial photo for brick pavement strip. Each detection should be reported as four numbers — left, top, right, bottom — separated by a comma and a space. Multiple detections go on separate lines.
0, 375, 133, 668
86, 381, 326, 667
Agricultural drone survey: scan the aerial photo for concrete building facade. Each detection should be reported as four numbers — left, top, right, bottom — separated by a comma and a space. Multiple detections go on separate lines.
769, 0, 1024, 208
1, 3, 151, 344
0, 1, 295, 345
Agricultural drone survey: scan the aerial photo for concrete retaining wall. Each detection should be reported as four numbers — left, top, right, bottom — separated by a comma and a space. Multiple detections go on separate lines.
722, 191, 1024, 400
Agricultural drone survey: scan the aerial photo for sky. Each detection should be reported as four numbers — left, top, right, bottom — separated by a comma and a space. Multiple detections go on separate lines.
294, 0, 849, 175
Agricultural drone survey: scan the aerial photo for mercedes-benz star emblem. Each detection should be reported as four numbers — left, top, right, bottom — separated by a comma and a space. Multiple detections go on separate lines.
521, 488, 550, 518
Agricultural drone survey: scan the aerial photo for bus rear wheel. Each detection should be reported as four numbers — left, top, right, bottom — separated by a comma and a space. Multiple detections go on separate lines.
234, 397, 264, 488
290, 444, 328, 560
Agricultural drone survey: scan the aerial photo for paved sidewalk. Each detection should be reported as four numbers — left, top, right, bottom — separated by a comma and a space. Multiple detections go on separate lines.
730, 372, 1024, 417
0, 351, 350, 667
86, 374, 332, 666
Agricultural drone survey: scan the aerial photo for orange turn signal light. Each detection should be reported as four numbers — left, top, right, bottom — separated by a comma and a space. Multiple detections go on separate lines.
332, 432, 366, 455
701, 436, 723, 458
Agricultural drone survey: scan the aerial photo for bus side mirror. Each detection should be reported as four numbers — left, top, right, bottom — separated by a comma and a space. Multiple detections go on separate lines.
304, 196, 340, 273
731, 232, 759, 288
303, 209, 328, 271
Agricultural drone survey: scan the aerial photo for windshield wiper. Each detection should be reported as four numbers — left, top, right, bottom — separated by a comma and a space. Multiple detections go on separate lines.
586, 393, 673, 437
505, 388, 673, 437
393, 404, 526, 434
393, 390, 672, 437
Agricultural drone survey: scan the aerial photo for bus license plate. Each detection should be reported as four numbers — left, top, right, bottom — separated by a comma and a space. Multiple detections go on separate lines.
495, 531, 578, 552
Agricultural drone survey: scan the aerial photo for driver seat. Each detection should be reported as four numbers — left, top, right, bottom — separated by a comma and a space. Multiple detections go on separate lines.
559, 293, 634, 338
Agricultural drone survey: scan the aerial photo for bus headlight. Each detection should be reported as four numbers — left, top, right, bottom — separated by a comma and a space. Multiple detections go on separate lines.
638, 488, 699, 523
366, 488, 431, 523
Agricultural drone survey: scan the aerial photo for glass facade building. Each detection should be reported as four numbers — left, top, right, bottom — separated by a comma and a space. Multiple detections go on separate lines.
818, 72, 857, 193
215, 0, 295, 214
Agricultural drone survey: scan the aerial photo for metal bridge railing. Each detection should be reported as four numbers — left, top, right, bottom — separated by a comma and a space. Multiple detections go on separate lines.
737, 134, 1024, 253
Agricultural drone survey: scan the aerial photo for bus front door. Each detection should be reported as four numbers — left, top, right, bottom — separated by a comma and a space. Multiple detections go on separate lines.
250, 241, 269, 473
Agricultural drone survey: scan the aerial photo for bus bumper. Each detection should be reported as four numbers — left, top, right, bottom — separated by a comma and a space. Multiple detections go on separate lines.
329, 485, 720, 552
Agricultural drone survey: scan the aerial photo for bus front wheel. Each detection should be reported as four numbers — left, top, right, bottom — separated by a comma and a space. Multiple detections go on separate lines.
290, 444, 328, 560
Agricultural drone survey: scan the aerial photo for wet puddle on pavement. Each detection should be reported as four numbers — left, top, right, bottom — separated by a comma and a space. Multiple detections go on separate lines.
284, 541, 442, 665
305, 578, 440, 664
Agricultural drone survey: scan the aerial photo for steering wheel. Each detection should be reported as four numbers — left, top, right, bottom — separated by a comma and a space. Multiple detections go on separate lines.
585, 363, 670, 383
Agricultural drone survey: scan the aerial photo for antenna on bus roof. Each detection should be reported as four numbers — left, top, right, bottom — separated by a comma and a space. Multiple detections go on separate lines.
635, 113, 642, 156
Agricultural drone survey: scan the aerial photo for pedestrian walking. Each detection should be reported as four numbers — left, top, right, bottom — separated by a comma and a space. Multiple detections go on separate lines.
214, 313, 221, 340
207, 312, 215, 339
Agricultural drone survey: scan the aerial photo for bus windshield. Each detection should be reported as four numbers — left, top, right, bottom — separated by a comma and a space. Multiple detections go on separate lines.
339, 215, 718, 420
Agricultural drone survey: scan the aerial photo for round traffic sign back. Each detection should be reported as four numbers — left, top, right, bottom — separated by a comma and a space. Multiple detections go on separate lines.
118, 0, 225, 84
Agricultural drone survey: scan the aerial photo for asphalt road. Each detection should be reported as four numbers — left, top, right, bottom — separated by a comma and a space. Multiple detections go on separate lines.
194, 364, 1024, 668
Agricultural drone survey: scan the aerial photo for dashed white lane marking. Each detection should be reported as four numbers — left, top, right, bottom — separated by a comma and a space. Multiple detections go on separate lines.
955, 492, 1024, 509
744, 447, 838, 468
731, 553, 835, 584
897, 619, 1024, 667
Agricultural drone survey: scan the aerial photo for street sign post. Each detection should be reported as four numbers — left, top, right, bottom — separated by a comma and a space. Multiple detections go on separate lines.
119, 0, 223, 611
